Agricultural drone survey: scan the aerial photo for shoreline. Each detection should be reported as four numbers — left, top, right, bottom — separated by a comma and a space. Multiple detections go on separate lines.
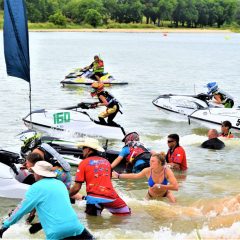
27, 28, 232, 33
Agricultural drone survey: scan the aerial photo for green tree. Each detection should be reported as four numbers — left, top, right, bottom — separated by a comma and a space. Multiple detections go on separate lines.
172, 0, 187, 27
114, 0, 143, 23
141, 0, 158, 24
63, 0, 104, 24
195, 0, 210, 27
49, 11, 67, 26
84, 9, 102, 27
156, 0, 177, 26
183, 0, 198, 27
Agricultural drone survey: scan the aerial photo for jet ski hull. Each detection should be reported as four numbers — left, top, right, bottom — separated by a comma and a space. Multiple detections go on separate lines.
22, 109, 125, 140
153, 94, 240, 130
61, 70, 128, 87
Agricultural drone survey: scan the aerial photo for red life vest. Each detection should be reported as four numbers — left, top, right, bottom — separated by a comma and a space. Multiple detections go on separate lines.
125, 142, 149, 164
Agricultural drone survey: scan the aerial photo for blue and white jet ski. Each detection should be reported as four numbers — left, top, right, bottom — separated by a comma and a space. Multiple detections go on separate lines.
152, 93, 240, 130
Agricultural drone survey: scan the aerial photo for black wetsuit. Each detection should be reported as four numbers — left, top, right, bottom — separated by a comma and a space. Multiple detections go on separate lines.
201, 138, 225, 150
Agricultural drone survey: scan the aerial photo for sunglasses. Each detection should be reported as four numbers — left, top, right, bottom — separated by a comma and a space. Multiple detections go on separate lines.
167, 140, 175, 143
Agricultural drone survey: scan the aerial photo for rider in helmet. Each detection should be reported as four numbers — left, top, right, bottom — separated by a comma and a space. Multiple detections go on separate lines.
111, 132, 151, 173
19, 131, 72, 189
206, 82, 234, 108
90, 82, 121, 126
83, 55, 104, 81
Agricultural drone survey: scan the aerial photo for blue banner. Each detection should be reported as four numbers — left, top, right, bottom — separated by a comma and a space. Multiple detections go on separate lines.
3, 0, 30, 82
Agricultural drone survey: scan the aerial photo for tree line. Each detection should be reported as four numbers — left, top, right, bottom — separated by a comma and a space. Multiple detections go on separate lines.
1, 0, 240, 28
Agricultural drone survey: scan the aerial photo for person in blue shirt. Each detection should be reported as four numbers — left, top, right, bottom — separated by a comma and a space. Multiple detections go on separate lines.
0, 161, 93, 240
111, 132, 151, 173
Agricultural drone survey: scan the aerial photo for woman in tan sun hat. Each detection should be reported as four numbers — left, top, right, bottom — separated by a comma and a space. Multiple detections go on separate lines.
1, 161, 94, 239
70, 138, 131, 216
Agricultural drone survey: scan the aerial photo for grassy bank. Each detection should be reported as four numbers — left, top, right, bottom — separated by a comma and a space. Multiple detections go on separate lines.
1, 11, 239, 33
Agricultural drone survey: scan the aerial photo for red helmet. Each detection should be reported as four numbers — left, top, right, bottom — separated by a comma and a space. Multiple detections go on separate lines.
122, 132, 139, 144
91, 82, 104, 97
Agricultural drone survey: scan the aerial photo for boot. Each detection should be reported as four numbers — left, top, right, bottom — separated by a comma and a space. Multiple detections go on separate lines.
98, 117, 106, 125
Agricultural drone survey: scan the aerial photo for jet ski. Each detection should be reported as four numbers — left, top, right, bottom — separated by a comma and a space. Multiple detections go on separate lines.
0, 149, 29, 199
152, 93, 240, 130
22, 103, 126, 140
18, 129, 122, 168
61, 69, 128, 87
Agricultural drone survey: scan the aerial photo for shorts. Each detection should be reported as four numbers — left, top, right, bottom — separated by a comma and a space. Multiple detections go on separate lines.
85, 197, 131, 216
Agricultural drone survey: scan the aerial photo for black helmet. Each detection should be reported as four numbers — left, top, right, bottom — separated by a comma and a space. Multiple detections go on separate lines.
122, 132, 139, 144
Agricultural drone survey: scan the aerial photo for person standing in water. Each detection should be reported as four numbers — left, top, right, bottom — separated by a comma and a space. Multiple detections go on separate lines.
219, 120, 234, 138
111, 132, 151, 173
69, 138, 131, 216
201, 129, 225, 150
112, 153, 178, 203
166, 134, 188, 171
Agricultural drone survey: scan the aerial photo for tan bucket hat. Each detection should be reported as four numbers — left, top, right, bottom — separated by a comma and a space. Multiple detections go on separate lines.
77, 138, 105, 152
31, 161, 57, 178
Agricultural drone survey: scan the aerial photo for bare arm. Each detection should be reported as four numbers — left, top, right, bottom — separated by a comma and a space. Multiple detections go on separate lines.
113, 168, 149, 180
98, 95, 108, 106
111, 155, 124, 169
69, 182, 82, 197
213, 94, 222, 104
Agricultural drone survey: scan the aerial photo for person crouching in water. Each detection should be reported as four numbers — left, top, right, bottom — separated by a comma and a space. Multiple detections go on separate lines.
90, 82, 121, 126
112, 153, 178, 203
219, 120, 234, 138
69, 138, 131, 216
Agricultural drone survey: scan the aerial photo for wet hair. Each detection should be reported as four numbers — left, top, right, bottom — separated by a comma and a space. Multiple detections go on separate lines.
152, 152, 166, 166
222, 120, 232, 129
26, 152, 43, 165
167, 134, 179, 143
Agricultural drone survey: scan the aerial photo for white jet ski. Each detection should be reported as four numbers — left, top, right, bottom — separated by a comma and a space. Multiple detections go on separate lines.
0, 150, 29, 199
22, 104, 126, 140
61, 69, 128, 87
152, 93, 240, 130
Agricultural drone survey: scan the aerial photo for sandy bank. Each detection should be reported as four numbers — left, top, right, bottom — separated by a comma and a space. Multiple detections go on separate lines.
29, 28, 232, 33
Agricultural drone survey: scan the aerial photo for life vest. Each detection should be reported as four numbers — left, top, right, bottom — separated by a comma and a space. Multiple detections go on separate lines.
98, 91, 119, 108
125, 141, 150, 164
219, 132, 234, 138
93, 59, 104, 73
214, 89, 233, 104
37, 143, 71, 172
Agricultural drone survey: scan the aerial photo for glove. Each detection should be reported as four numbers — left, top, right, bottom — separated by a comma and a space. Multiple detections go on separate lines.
29, 223, 42, 234
90, 103, 98, 109
0, 227, 9, 238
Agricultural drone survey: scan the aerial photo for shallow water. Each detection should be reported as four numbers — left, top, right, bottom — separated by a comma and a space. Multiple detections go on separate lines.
0, 32, 240, 239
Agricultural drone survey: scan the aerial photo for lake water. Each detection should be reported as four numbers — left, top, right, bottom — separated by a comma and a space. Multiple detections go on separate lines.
0, 31, 240, 239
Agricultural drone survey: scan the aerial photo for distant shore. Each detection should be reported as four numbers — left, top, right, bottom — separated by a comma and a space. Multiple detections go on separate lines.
29, 28, 232, 33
